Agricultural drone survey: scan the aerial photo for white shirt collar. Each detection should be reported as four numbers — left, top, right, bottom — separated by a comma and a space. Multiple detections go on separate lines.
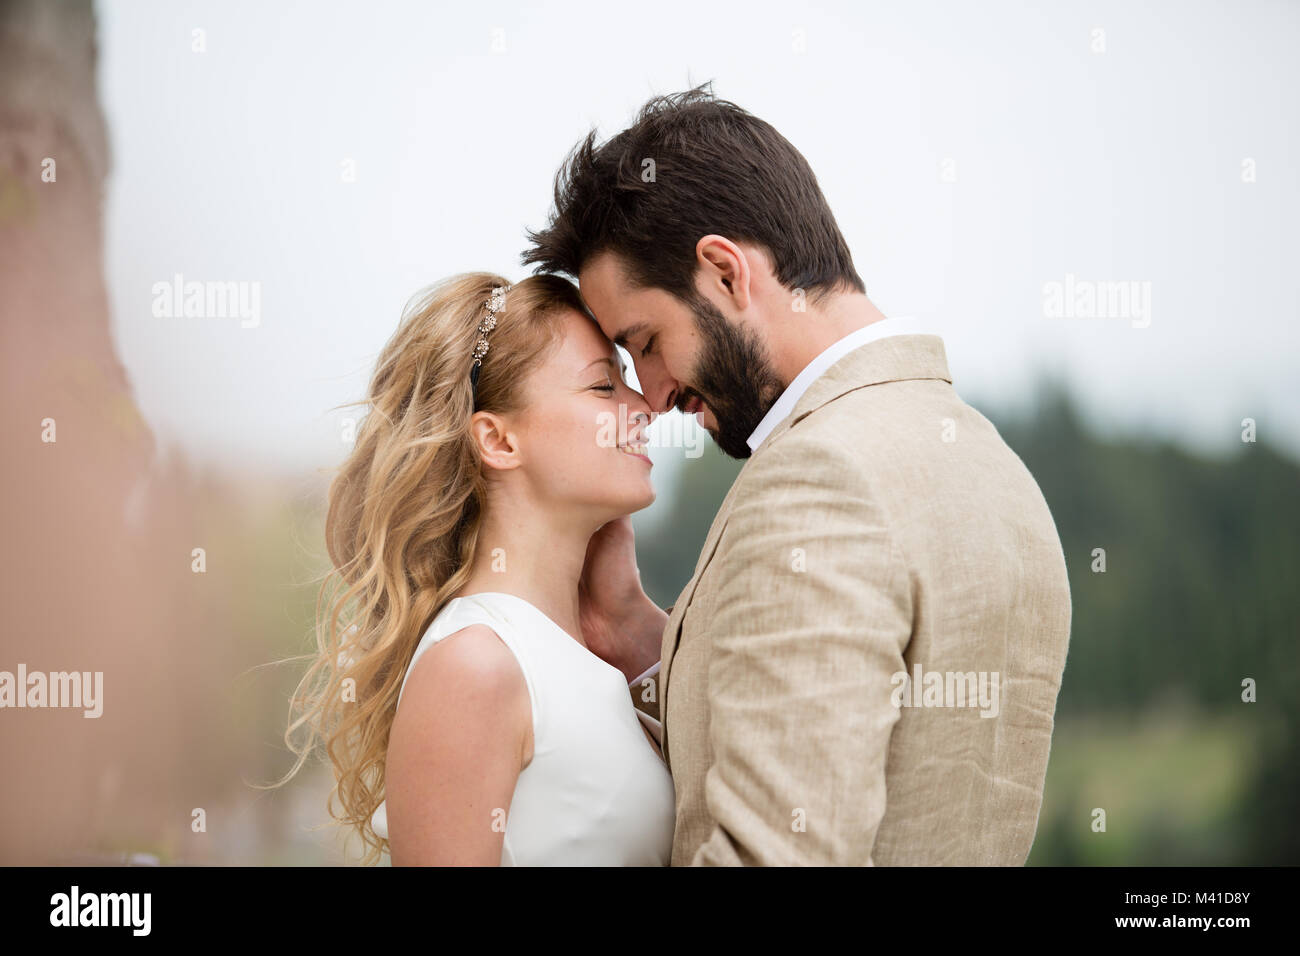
746, 317, 928, 452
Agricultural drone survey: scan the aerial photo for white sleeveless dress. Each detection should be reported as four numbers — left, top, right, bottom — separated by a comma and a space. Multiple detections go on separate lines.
370, 591, 675, 865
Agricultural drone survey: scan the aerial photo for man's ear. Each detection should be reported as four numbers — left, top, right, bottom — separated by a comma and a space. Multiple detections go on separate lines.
695, 235, 752, 310
469, 411, 522, 471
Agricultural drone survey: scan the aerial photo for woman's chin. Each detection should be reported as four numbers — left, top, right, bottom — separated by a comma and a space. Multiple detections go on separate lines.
620, 481, 656, 514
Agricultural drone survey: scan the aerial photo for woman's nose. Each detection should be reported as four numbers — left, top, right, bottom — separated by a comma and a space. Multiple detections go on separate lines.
623, 392, 654, 436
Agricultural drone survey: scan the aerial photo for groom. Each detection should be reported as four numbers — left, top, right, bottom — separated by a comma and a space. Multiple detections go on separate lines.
523, 85, 1072, 866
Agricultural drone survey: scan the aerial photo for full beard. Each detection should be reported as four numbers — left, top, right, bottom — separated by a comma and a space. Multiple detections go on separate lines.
682, 293, 786, 460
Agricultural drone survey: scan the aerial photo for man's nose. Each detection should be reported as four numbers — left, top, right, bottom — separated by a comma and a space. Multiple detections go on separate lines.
635, 365, 677, 416
658, 384, 678, 415
650, 371, 681, 413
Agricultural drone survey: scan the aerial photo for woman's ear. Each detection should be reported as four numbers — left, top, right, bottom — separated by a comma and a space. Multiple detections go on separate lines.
694, 234, 751, 310
469, 411, 522, 471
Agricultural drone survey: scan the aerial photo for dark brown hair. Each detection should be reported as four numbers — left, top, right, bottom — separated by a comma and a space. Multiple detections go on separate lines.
522, 82, 865, 305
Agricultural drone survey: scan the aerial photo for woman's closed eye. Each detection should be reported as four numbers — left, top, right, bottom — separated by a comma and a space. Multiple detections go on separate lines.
641, 334, 656, 357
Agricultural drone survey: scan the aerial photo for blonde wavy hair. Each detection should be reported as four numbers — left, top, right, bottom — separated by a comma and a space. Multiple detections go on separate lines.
266, 271, 590, 864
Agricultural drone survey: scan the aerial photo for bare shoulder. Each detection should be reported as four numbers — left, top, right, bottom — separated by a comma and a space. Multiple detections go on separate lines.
407, 623, 526, 692
385, 623, 533, 863
392, 623, 533, 767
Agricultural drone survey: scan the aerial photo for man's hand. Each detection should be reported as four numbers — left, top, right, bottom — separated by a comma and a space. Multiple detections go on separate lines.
578, 517, 667, 683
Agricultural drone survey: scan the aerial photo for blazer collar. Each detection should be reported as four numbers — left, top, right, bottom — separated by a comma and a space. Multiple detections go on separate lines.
751, 333, 953, 456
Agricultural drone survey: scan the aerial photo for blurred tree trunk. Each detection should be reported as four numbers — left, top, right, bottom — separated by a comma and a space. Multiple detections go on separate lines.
0, 0, 219, 864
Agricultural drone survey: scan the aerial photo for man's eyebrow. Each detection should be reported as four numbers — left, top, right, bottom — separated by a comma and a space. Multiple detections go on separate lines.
612, 321, 650, 349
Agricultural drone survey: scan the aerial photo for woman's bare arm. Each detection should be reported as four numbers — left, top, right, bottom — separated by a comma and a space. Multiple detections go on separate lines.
384, 624, 532, 865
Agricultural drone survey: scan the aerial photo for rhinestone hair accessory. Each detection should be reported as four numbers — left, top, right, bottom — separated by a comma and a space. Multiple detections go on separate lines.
469, 284, 510, 390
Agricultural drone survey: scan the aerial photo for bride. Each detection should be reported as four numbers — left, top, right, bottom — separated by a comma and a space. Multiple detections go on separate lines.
282, 272, 674, 865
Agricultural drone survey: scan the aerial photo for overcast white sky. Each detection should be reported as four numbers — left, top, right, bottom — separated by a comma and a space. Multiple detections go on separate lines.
96, 0, 1299, 479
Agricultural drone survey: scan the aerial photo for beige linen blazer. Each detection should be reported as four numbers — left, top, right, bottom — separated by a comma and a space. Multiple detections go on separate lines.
634, 333, 1072, 865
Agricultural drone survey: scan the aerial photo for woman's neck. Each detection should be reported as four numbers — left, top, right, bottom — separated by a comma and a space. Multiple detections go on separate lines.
455, 500, 598, 645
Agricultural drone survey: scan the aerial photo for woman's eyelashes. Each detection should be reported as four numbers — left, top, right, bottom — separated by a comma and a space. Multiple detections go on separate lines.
641, 334, 656, 358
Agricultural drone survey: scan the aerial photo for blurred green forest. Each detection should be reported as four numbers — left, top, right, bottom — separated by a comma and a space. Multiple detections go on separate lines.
632, 385, 1299, 865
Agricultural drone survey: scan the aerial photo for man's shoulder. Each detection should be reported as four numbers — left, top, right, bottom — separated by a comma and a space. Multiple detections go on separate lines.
746, 375, 1033, 511
767, 374, 970, 458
